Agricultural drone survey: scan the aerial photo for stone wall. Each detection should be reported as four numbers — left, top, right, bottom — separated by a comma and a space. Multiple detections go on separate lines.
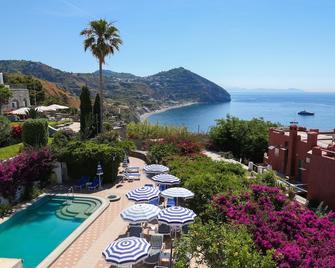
1, 87, 31, 112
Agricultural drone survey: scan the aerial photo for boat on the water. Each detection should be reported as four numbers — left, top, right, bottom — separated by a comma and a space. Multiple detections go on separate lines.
298, 110, 314, 116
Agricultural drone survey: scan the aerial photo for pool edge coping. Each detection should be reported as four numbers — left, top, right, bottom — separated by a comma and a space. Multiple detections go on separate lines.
36, 193, 109, 268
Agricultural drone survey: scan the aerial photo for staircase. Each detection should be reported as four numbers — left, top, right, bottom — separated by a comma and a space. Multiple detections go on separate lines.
55, 197, 101, 220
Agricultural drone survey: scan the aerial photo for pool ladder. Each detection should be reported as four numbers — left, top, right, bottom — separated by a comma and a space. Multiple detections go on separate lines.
66, 187, 74, 204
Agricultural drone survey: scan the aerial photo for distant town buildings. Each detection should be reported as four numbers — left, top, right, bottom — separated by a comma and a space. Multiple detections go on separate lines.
0, 72, 30, 113
265, 125, 335, 209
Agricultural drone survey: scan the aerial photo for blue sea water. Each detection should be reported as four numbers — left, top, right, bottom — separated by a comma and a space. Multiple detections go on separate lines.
148, 91, 335, 132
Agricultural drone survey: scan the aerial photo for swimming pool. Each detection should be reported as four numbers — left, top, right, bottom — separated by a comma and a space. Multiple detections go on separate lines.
0, 195, 105, 268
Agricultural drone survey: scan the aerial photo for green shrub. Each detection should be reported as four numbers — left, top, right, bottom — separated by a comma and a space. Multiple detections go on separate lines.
55, 140, 125, 183
50, 129, 77, 153
255, 170, 278, 186
0, 116, 11, 146
22, 119, 49, 148
0, 204, 12, 218
148, 143, 180, 163
167, 156, 248, 215
93, 130, 119, 144
25, 107, 42, 119
127, 121, 191, 140
175, 221, 276, 268
209, 116, 279, 163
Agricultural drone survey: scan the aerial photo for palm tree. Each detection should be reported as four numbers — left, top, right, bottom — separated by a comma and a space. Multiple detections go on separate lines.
80, 19, 122, 133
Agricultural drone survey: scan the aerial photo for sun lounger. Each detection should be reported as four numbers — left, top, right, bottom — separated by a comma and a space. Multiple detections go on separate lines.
74, 176, 89, 190
124, 172, 141, 181
125, 166, 140, 173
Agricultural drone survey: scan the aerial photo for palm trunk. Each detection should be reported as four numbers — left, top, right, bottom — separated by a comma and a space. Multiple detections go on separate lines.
99, 60, 104, 133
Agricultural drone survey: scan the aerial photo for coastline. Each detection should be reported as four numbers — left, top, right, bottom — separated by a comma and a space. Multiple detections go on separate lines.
140, 101, 197, 121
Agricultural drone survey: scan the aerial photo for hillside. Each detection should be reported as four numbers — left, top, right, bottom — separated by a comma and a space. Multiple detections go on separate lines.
38, 80, 80, 108
0, 60, 231, 104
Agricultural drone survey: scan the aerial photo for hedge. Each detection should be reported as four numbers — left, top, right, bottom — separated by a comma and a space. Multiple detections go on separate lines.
55, 140, 125, 183
22, 119, 49, 148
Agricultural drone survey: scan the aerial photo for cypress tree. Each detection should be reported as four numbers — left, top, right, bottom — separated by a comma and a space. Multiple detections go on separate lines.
93, 93, 101, 135
80, 86, 92, 137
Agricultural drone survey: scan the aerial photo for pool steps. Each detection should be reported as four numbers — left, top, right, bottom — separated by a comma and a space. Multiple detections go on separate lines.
55, 197, 101, 220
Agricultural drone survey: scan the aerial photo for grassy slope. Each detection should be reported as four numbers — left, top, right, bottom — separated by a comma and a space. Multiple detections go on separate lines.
0, 143, 22, 160
0, 138, 53, 160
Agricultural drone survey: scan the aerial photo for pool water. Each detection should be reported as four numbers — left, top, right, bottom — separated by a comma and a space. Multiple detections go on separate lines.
0, 196, 101, 268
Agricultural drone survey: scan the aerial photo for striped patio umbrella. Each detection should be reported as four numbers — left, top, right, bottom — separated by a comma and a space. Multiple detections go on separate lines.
151, 174, 180, 185
96, 162, 103, 189
102, 237, 151, 266
157, 206, 197, 226
143, 164, 169, 174
121, 204, 161, 224
96, 162, 103, 176
161, 187, 194, 199
157, 206, 197, 268
126, 186, 160, 203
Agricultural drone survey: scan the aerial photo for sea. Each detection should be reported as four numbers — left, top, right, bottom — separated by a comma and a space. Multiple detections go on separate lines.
148, 91, 335, 132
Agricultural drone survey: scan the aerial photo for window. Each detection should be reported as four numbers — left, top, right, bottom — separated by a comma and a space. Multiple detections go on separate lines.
11, 100, 19, 109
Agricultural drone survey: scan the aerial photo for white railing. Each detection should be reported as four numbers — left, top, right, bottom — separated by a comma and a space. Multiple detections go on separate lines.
248, 161, 307, 194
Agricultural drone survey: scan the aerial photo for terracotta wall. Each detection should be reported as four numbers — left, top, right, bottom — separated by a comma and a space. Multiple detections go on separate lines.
266, 127, 335, 209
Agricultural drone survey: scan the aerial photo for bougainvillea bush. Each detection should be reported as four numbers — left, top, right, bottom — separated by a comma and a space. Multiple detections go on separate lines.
0, 148, 54, 201
10, 124, 23, 142
214, 185, 335, 267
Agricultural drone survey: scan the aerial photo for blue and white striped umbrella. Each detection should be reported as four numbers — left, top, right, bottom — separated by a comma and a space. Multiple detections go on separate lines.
126, 186, 160, 202
161, 187, 194, 199
151, 174, 180, 185
144, 164, 169, 174
121, 204, 161, 224
157, 206, 196, 226
102, 237, 151, 265
96, 162, 103, 176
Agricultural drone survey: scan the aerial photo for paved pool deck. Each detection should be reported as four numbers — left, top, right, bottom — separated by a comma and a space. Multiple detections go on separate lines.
50, 157, 154, 268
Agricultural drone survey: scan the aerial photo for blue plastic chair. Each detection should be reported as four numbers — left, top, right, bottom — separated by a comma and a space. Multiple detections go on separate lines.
167, 198, 176, 207
149, 198, 160, 206
159, 184, 167, 191
87, 177, 100, 191
74, 176, 89, 190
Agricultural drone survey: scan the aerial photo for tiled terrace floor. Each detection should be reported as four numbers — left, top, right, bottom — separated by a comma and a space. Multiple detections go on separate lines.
50, 157, 156, 268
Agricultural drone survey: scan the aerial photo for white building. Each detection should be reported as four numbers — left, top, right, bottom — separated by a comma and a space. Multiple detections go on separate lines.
0, 72, 31, 113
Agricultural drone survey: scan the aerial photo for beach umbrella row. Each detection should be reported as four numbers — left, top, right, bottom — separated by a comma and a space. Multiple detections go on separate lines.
125, 186, 194, 203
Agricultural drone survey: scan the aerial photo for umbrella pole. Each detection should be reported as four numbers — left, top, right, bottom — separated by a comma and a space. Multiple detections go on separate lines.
169, 228, 176, 268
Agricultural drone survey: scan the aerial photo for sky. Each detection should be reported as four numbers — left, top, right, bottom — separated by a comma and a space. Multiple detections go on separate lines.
1, 0, 335, 91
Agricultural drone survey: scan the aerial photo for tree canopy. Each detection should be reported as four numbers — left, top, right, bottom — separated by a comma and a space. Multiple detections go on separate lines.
209, 116, 279, 163
0, 84, 12, 114
79, 86, 92, 137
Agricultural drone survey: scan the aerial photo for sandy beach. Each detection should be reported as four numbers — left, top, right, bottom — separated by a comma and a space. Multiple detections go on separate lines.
140, 101, 197, 121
